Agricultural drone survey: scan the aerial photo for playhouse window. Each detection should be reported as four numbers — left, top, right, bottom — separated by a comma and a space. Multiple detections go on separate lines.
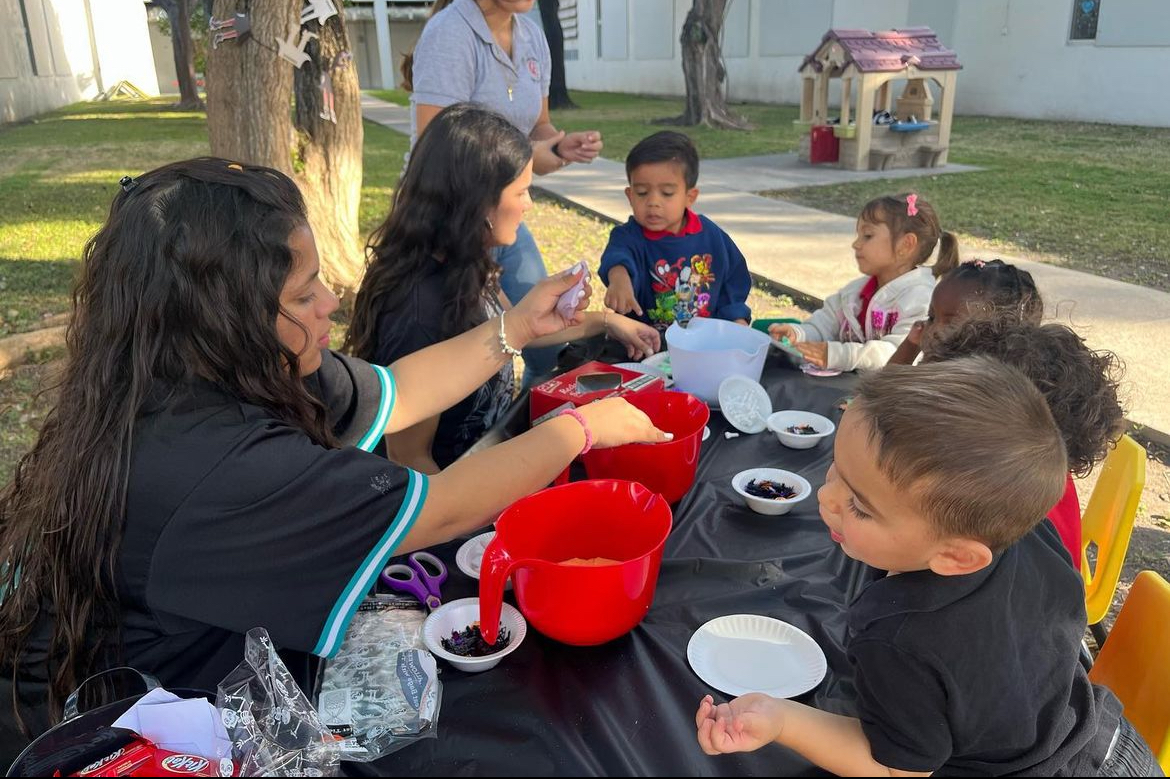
1069, 0, 1100, 41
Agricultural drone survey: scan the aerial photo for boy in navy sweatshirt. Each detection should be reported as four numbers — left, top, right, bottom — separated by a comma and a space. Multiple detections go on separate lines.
600, 131, 751, 332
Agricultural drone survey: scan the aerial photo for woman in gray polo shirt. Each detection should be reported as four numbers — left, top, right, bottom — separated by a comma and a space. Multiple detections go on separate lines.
408, 0, 603, 385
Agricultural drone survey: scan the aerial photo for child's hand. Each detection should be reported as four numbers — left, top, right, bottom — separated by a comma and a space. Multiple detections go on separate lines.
695, 694, 785, 756
906, 319, 926, 348
768, 324, 798, 342
604, 268, 643, 316
796, 341, 829, 367
607, 313, 661, 360
887, 321, 925, 366
734, 318, 750, 326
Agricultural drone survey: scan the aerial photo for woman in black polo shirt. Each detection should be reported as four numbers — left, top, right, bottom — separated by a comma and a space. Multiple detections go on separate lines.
0, 158, 664, 749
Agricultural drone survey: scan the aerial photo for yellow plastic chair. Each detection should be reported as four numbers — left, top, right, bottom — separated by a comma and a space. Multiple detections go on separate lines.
1088, 570, 1170, 774
1081, 435, 1146, 626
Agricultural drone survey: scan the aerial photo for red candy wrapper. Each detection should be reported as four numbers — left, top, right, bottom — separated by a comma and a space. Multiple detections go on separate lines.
72, 737, 235, 777
530, 361, 664, 423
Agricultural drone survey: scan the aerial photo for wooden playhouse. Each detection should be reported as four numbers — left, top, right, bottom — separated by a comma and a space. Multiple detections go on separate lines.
797, 27, 961, 171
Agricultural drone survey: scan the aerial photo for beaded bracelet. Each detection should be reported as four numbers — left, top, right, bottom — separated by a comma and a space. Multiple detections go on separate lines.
498, 312, 522, 358
558, 407, 594, 454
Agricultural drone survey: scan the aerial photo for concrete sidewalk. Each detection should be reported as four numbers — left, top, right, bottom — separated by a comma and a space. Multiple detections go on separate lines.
361, 95, 1170, 438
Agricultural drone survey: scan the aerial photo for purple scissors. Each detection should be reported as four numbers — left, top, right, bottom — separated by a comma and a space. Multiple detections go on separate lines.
379, 551, 448, 609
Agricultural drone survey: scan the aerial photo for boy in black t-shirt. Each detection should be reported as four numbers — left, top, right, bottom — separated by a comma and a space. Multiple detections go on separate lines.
695, 357, 1161, 777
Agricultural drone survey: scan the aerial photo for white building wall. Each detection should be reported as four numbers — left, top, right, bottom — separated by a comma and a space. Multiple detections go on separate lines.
1, 0, 159, 124
88, 0, 159, 96
564, 0, 1170, 127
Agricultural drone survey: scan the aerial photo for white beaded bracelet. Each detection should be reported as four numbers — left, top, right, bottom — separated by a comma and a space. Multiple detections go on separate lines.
498, 312, 522, 358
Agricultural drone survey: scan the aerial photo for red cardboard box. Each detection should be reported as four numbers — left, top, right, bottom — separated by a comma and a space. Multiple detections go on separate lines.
530, 361, 665, 424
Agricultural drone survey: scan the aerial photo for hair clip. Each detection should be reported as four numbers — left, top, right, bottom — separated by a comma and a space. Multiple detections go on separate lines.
119, 175, 137, 193
227, 163, 243, 171
905, 193, 918, 217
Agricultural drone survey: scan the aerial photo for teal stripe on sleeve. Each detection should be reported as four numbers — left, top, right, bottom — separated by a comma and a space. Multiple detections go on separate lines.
356, 364, 395, 452
312, 469, 428, 657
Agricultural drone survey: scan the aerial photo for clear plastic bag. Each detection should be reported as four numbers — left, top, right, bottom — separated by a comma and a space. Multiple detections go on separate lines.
216, 628, 340, 777
315, 595, 441, 761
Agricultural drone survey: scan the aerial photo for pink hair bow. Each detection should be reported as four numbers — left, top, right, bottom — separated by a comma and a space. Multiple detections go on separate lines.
906, 194, 918, 217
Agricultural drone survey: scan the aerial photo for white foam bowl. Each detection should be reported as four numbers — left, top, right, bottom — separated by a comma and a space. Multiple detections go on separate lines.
766, 410, 836, 450
731, 468, 812, 516
422, 597, 527, 673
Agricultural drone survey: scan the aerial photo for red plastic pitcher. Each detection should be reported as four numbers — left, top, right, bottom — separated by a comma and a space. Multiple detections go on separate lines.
579, 390, 709, 504
478, 480, 673, 645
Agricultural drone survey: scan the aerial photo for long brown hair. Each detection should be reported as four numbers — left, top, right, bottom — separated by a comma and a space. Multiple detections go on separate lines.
860, 193, 960, 278
0, 158, 336, 723
345, 104, 532, 359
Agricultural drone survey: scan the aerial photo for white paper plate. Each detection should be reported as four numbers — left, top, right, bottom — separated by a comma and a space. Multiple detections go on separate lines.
687, 614, 827, 699
799, 363, 842, 378
717, 375, 772, 434
455, 532, 512, 590
641, 351, 672, 378
702, 425, 711, 442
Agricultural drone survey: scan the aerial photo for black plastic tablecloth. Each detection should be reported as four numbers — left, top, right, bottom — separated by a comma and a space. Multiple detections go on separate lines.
363, 355, 870, 776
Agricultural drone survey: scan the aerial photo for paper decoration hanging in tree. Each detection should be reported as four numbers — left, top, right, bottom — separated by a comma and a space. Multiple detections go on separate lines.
277, 25, 318, 69
319, 51, 352, 124
209, 13, 251, 49
301, 0, 339, 26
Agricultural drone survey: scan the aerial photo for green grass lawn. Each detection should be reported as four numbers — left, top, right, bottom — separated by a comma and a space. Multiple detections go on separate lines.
373, 88, 1170, 287
550, 90, 803, 162
366, 88, 411, 107
767, 115, 1170, 291
0, 98, 409, 338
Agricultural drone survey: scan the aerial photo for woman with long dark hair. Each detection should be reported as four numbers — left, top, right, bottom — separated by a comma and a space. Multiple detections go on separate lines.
403, 0, 605, 386
347, 104, 658, 473
0, 158, 665, 752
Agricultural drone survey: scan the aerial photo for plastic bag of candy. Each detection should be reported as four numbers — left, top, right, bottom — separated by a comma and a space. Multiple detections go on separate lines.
315, 595, 441, 761
216, 628, 340, 777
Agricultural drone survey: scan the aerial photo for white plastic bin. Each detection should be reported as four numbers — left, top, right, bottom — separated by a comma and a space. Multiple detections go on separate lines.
665, 318, 771, 405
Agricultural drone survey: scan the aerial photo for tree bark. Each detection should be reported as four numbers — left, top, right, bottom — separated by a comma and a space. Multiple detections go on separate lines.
661, 0, 749, 130
293, 20, 365, 294
538, 0, 576, 110
154, 0, 204, 109
205, 1, 365, 295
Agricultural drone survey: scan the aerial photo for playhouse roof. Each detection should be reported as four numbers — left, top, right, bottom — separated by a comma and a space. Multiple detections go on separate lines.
800, 27, 961, 74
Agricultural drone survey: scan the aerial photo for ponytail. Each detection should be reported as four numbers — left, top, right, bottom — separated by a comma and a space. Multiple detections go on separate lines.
933, 231, 960, 278
400, 53, 415, 92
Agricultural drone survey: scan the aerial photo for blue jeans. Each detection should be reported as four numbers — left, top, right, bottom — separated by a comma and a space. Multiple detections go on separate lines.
495, 222, 563, 387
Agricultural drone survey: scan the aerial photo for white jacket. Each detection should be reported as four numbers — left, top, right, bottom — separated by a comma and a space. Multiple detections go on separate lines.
791, 267, 935, 372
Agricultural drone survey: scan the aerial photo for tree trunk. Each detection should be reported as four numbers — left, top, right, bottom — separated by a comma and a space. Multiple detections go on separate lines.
155, 0, 204, 109
205, 0, 365, 295
661, 0, 749, 130
293, 19, 365, 294
538, 0, 576, 110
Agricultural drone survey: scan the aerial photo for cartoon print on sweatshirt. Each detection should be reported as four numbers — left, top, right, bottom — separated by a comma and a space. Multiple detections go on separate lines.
648, 254, 715, 327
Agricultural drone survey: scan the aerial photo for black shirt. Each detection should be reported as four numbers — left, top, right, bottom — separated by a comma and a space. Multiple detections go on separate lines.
848, 520, 1123, 776
4, 352, 427, 747
372, 263, 515, 468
